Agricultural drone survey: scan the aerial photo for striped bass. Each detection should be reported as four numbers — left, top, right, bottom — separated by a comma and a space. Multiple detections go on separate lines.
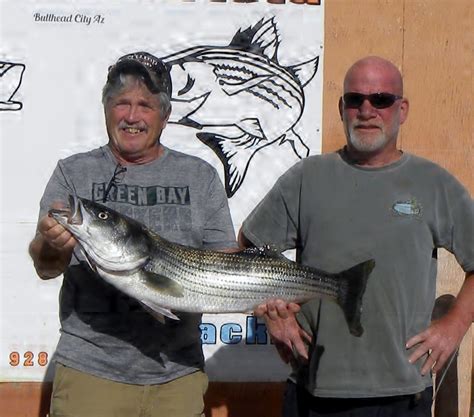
50, 196, 375, 336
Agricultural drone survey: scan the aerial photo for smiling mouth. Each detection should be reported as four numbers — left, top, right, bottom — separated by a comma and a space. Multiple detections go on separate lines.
123, 127, 145, 134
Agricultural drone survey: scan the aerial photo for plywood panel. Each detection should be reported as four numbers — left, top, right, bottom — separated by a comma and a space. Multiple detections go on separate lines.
402, 0, 473, 190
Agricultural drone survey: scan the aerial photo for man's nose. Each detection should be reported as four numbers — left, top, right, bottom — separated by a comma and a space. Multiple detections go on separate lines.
358, 99, 377, 118
125, 105, 140, 122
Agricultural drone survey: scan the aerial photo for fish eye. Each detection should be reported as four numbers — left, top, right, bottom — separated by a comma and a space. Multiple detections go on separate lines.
98, 212, 109, 220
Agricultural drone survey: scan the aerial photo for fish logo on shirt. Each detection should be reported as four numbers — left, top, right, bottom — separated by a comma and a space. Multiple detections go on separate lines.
392, 199, 422, 218
162, 17, 319, 197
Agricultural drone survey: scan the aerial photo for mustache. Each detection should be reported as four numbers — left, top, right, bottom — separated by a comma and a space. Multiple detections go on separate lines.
118, 121, 147, 131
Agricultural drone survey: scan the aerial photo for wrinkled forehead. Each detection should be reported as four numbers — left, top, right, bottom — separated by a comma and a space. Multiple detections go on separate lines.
344, 61, 403, 95
107, 77, 161, 103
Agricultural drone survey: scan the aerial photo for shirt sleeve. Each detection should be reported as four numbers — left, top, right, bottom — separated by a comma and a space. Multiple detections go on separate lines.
433, 171, 474, 273
241, 161, 303, 252
450, 193, 474, 272
202, 168, 237, 250
38, 160, 75, 220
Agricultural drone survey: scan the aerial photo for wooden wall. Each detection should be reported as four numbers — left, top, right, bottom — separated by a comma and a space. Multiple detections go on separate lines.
1, 0, 472, 416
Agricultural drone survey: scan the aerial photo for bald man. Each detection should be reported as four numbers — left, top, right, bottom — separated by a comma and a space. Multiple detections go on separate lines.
239, 56, 474, 417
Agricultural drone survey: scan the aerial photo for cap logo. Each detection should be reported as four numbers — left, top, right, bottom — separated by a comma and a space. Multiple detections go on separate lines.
126, 53, 160, 70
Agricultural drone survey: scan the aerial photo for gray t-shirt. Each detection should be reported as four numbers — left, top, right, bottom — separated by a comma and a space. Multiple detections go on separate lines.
242, 150, 474, 398
39, 145, 236, 384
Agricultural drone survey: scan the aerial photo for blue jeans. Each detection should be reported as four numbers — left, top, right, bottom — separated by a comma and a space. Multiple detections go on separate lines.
282, 381, 433, 417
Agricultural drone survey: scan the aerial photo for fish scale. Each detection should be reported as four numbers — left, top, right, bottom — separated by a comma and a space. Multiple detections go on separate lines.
147, 238, 352, 304
50, 196, 375, 337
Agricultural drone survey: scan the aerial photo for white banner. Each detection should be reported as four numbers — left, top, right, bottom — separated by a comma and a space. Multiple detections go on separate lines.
0, 0, 324, 382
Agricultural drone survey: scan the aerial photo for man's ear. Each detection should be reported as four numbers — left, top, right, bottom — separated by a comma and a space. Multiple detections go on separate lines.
399, 98, 409, 125
162, 105, 172, 128
338, 96, 344, 121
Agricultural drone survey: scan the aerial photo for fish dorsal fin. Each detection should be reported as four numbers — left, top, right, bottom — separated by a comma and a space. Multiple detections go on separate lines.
287, 56, 319, 88
229, 17, 280, 61
197, 132, 264, 197
241, 245, 283, 259
141, 268, 184, 298
139, 299, 180, 323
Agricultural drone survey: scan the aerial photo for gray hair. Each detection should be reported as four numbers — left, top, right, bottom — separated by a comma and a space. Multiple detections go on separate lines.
102, 73, 171, 119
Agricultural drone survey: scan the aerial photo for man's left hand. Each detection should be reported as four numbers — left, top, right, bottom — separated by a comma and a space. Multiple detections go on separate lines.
406, 312, 468, 376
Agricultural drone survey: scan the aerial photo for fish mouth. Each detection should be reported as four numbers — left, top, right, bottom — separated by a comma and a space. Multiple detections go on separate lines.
48, 195, 83, 225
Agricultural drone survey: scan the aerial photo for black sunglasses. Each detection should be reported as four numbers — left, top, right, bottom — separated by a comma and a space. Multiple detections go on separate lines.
342, 92, 403, 109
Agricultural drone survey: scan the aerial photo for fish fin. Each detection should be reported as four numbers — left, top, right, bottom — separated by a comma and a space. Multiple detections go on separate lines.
197, 132, 263, 197
139, 300, 180, 322
336, 259, 375, 337
169, 92, 210, 127
287, 56, 319, 88
236, 118, 265, 138
280, 130, 310, 159
141, 270, 184, 298
229, 17, 280, 61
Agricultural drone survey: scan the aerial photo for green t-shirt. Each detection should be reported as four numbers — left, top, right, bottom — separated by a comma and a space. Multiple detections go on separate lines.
242, 149, 474, 397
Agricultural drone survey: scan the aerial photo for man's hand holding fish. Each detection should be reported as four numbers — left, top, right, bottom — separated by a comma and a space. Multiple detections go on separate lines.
30, 204, 76, 280
254, 299, 311, 364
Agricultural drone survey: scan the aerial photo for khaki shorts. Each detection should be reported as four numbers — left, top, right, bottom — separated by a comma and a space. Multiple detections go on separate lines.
49, 363, 208, 417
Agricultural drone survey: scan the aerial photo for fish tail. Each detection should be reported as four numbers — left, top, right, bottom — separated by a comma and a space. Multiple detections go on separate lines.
336, 259, 375, 337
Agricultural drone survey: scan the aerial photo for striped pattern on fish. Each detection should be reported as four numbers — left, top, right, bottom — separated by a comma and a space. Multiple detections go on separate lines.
50, 196, 375, 337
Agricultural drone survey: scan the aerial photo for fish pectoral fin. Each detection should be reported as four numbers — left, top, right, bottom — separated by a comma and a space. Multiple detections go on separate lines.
281, 130, 310, 159
236, 118, 265, 139
141, 270, 184, 298
139, 300, 180, 322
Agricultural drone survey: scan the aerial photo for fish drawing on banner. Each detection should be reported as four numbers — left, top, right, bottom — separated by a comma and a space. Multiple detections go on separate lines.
162, 17, 319, 197
0, 61, 26, 111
